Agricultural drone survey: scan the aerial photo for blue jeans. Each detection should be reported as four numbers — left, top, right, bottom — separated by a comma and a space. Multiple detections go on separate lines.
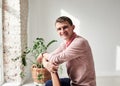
45, 78, 70, 86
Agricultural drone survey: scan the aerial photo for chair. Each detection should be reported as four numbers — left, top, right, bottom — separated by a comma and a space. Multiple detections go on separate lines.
51, 72, 61, 86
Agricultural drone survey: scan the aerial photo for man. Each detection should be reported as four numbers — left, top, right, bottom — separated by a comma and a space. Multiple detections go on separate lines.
37, 16, 96, 86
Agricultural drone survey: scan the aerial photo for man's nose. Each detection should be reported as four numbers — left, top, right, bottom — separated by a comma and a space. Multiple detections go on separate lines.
60, 28, 65, 33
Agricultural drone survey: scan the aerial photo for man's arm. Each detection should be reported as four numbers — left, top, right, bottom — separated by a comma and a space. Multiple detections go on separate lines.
42, 56, 58, 73
48, 38, 88, 64
37, 43, 65, 63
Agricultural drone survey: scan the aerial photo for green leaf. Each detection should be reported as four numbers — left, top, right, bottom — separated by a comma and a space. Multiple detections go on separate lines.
22, 56, 27, 66
46, 40, 57, 48
20, 71, 25, 79
37, 73, 44, 80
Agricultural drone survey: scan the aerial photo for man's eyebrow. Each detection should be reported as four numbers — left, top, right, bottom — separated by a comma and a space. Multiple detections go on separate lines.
63, 26, 68, 28
56, 25, 69, 30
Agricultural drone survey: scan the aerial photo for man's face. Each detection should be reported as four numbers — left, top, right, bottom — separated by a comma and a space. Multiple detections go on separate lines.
55, 21, 75, 41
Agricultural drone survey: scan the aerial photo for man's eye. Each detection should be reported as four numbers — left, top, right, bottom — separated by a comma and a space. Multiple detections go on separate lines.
63, 26, 68, 29
57, 28, 61, 31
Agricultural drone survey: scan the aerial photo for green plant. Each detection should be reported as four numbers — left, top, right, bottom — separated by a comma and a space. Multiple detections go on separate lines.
22, 37, 57, 67
12, 37, 57, 79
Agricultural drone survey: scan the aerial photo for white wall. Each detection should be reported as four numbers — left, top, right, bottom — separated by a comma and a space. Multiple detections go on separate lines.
28, 0, 120, 77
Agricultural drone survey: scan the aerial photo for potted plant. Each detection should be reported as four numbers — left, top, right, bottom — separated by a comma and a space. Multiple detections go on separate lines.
20, 37, 57, 85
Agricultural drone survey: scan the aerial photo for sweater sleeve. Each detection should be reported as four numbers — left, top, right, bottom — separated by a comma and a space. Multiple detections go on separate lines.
48, 37, 88, 64
47, 42, 65, 59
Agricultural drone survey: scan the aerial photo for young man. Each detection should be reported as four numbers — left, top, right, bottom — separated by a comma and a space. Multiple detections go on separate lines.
37, 16, 96, 86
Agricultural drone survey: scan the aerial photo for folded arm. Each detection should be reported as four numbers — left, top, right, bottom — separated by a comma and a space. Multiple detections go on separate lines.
37, 53, 59, 73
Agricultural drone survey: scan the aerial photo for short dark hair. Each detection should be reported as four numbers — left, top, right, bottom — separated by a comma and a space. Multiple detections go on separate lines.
55, 16, 73, 26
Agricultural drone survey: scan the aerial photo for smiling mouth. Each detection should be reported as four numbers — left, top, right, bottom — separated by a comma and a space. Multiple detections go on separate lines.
61, 34, 68, 37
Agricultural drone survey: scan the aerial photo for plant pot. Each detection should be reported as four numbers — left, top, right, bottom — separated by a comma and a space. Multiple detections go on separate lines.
31, 64, 51, 84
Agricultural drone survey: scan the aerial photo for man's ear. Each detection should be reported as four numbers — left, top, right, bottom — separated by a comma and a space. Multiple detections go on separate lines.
72, 25, 75, 30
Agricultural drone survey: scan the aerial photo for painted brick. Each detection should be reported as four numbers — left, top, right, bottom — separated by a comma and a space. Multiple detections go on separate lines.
3, 0, 28, 85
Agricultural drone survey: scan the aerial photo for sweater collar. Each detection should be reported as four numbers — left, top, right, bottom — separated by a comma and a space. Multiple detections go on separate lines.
66, 32, 76, 47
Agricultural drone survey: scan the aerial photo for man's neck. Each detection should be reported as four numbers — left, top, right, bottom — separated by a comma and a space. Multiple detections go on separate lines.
66, 33, 76, 47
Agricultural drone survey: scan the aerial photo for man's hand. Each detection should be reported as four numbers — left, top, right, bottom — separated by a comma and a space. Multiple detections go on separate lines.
42, 57, 58, 73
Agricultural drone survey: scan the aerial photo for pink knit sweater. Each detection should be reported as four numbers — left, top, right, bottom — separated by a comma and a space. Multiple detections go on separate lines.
47, 35, 96, 86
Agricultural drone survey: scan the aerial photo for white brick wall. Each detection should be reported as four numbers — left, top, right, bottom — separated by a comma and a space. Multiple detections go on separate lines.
3, 0, 28, 85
